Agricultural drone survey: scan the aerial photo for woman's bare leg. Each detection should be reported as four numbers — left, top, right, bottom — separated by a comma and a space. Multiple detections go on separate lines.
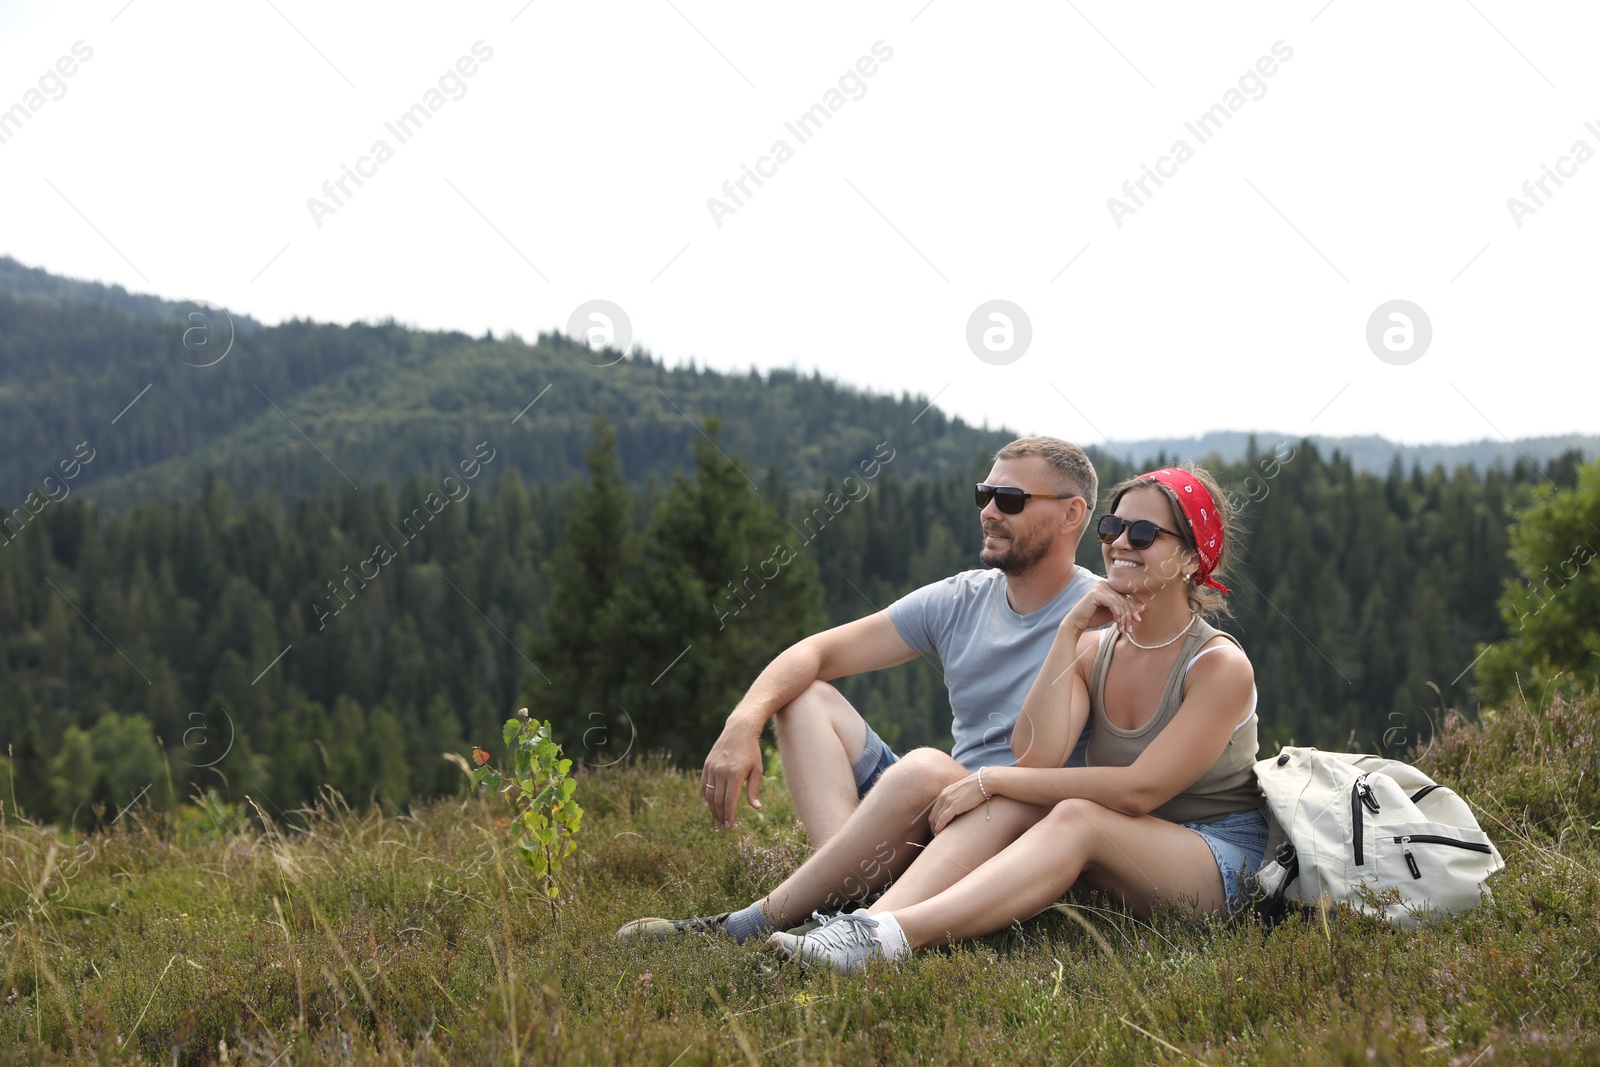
757, 747, 968, 927
870, 796, 1054, 912
873, 798, 1225, 950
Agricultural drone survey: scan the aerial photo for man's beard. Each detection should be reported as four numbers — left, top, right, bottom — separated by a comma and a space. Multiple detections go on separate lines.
980, 523, 1054, 575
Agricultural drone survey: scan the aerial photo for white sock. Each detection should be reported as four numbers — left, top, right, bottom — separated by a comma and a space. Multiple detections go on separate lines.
871, 911, 911, 960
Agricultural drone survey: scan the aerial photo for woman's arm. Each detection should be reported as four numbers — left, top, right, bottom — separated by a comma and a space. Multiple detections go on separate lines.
996, 642, 1254, 814
1008, 625, 1098, 767
932, 639, 1254, 831
1009, 583, 1141, 767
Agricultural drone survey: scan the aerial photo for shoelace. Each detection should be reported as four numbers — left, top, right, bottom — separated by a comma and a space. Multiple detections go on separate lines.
801, 912, 881, 952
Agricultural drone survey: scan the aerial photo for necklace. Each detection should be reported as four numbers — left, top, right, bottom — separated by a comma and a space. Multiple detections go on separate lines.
1124, 611, 1198, 650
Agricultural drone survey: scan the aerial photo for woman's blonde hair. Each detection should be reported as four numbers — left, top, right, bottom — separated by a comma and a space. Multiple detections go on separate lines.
1104, 463, 1238, 619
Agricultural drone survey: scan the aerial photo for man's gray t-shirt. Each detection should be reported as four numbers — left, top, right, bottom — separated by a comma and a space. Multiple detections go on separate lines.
888, 566, 1101, 771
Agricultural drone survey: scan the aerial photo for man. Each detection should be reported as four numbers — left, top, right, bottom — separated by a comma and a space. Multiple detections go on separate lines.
617, 436, 1101, 942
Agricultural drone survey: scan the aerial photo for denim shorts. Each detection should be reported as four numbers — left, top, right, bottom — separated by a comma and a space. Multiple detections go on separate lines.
851, 723, 900, 799
1183, 807, 1269, 914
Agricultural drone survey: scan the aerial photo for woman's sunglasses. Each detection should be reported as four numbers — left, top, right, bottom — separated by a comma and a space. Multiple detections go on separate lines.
974, 483, 1077, 515
1096, 514, 1181, 549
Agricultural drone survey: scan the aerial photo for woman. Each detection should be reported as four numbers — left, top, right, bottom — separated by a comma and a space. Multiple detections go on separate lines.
769, 465, 1268, 971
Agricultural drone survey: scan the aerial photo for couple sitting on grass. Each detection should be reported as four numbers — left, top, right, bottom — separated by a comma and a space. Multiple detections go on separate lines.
618, 436, 1267, 972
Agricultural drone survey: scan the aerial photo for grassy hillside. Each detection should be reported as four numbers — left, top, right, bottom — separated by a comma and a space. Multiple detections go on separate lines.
4, 692, 1597, 1064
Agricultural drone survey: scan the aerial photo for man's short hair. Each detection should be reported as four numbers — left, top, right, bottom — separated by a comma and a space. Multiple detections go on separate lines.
994, 436, 1098, 514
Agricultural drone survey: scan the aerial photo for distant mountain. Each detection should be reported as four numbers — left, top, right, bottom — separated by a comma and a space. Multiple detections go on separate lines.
0, 257, 1010, 512
1, 256, 1590, 513
0, 255, 263, 330
1105, 431, 1599, 477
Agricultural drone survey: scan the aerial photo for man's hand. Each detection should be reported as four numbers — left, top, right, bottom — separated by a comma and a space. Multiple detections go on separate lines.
696, 610, 917, 829
929, 771, 988, 834
700, 723, 765, 829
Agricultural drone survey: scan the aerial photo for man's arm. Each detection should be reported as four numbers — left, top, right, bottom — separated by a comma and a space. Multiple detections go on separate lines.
700, 610, 920, 827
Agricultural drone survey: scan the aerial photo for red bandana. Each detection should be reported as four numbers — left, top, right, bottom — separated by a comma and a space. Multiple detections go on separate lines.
1142, 469, 1230, 595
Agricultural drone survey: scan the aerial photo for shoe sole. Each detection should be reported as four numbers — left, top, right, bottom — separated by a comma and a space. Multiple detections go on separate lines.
615, 918, 681, 940
615, 913, 730, 940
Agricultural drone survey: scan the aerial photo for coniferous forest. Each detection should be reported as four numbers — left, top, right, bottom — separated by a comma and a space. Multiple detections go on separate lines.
0, 256, 1590, 827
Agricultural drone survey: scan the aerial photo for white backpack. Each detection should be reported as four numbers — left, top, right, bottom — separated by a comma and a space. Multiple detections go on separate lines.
1251, 747, 1504, 930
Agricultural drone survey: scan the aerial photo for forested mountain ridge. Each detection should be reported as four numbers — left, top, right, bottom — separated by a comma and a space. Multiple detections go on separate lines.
0, 255, 265, 330
4, 255, 1584, 515
1108, 431, 1600, 477
1, 256, 1593, 828
0, 256, 1008, 513
0, 423, 1581, 825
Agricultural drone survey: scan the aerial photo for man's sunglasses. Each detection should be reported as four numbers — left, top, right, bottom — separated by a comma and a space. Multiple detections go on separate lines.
1096, 514, 1181, 549
974, 483, 1077, 515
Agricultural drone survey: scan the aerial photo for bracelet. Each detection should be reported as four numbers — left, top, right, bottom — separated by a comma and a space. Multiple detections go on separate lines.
977, 766, 992, 801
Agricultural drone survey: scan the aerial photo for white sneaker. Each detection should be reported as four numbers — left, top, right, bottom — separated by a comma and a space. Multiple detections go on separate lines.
767, 912, 905, 973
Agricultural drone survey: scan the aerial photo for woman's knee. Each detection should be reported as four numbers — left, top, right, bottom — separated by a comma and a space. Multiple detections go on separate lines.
1040, 797, 1114, 837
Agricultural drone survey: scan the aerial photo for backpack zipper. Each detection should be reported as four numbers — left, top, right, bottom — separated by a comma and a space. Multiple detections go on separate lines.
1392, 833, 1493, 879
1409, 784, 1442, 804
1352, 773, 1380, 865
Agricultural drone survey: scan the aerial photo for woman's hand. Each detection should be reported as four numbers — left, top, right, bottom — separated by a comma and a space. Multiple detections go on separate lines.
929, 772, 989, 834
1061, 582, 1145, 637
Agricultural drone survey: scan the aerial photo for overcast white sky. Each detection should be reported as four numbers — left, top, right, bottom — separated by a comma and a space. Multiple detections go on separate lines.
1, 1, 1594, 446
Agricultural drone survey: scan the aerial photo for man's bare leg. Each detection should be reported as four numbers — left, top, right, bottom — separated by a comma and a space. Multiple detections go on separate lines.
618, 686, 967, 941
769, 681, 871, 847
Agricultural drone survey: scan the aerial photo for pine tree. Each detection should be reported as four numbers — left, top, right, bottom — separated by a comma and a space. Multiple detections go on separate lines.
612, 418, 824, 761
1475, 459, 1600, 706
10, 721, 55, 823
525, 419, 636, 751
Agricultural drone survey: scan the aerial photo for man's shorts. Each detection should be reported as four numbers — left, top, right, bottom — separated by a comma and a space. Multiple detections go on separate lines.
851, 723, 901, 799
